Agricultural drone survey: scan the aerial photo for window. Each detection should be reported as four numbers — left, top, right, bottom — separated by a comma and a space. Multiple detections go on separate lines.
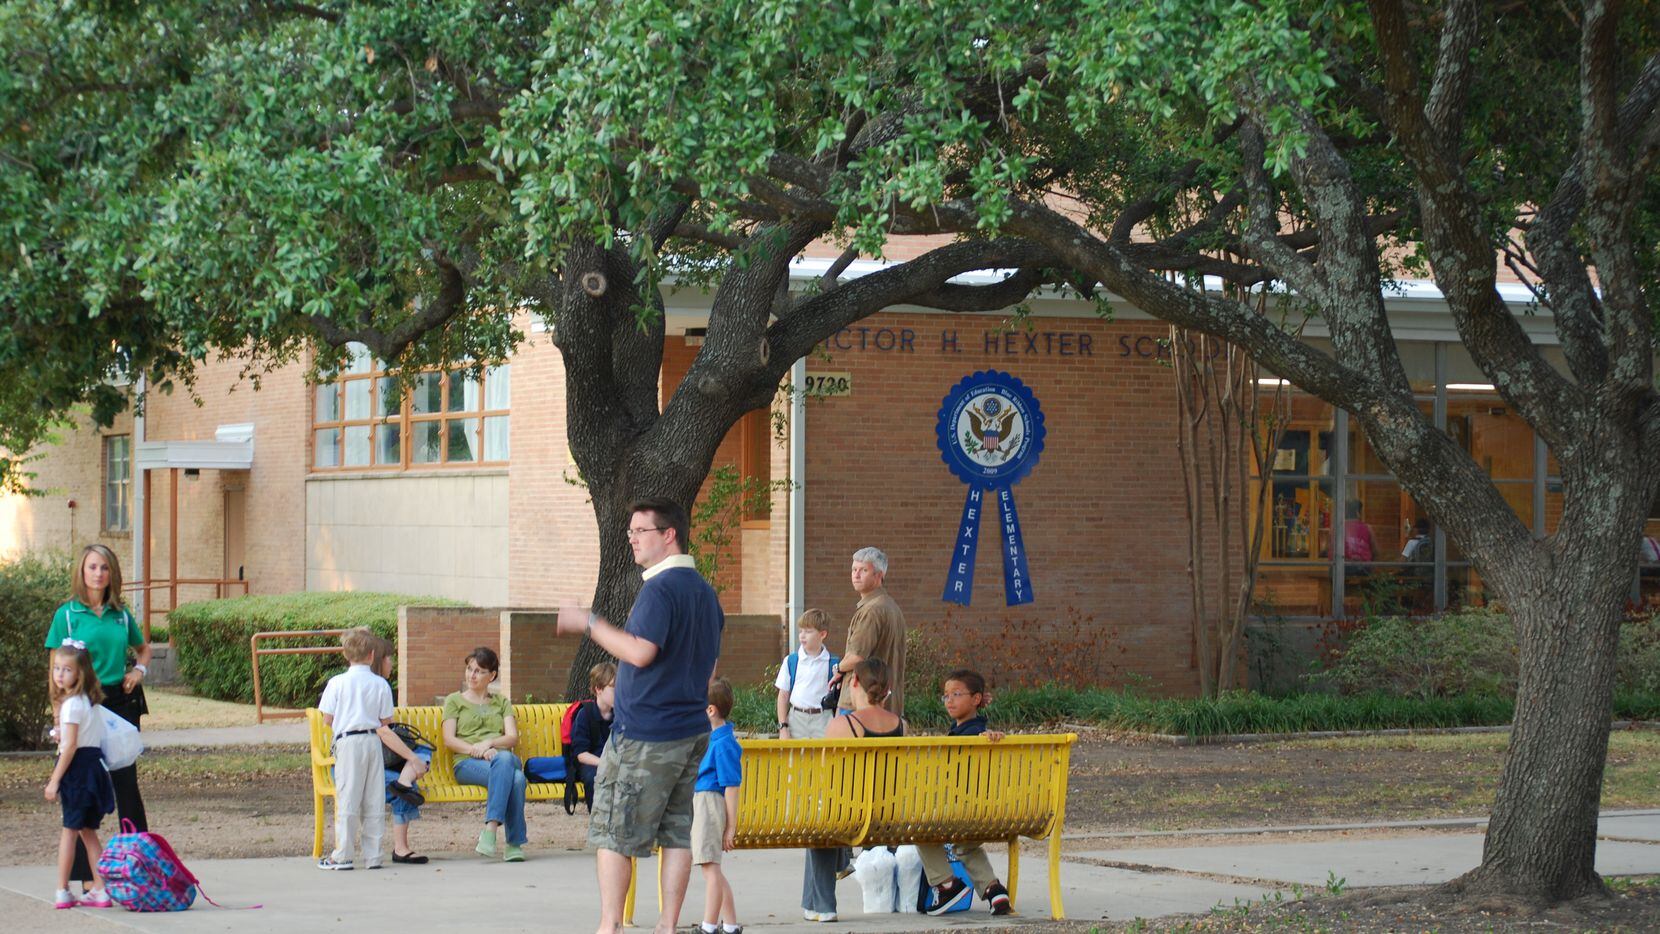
312, 344, 511, 470
102, 435, 131, 532
738, 409, 771, 522
1248, 341, 1566, 618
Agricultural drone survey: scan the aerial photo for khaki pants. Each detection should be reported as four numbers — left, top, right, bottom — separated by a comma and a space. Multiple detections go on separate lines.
330, 733, 385, 866
788, 708, 833, 739
919, 842, 998, 896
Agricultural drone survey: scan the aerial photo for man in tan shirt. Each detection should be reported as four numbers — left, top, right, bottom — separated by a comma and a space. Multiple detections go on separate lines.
831, 546, 907, 717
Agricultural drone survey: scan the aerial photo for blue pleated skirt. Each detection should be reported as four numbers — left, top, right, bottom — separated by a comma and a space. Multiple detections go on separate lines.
60, 747, 117, 830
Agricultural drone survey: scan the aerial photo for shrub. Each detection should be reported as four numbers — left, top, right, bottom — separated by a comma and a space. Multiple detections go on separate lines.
1315, 608, 1660, 701
1618, 614, 1660, 696
728, 680, 1659, 736
1312, 609, 1518, 699
170, 592, 467, 708
0, 551, 74, 750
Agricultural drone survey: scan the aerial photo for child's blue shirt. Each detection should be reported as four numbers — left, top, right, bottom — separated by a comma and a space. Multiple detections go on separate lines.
948, 715, 989, 737
694, 722, 743, 792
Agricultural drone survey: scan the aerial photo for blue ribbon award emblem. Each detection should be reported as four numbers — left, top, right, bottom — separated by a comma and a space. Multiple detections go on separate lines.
936, 370, 1045, 606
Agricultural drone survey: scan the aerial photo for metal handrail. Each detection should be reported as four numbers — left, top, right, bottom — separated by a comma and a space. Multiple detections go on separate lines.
251, 629, 349, 723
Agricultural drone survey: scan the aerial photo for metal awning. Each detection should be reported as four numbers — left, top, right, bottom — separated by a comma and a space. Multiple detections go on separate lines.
135, 423, 253, 471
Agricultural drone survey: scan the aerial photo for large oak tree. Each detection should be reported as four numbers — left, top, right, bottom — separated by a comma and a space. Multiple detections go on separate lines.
0, 1, 1060, 690
518, 0, 1659, 909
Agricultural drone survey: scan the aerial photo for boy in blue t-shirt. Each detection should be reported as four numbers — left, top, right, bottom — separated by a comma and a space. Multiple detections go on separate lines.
691, 679, 743, 934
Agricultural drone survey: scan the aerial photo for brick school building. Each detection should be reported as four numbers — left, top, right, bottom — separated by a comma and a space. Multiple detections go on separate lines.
1, 252, 1603, 696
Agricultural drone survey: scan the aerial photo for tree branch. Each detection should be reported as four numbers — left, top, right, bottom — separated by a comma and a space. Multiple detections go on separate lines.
767, 239, 1054, 365
672, 221, 748, 251
308, 252, 469, 361
1425, 0, 1481, 138
901, 267, 1049, 312
1237, 123, 1327, 303
1368, 0, 1584, 444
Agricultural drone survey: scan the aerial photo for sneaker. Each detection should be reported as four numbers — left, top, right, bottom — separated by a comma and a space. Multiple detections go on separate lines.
388, 781, 426, 807
926, 876, 971, 915
802, 910, 837, 922
503, 844, 525, 862
985, 881, 1012, 916
475, 828, 498, 858
316, 856, 354, 870
53, 888, 76, 909
79, 890, 113, 909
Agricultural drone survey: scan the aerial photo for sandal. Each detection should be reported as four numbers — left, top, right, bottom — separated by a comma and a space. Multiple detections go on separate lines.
391, 851, 429, 864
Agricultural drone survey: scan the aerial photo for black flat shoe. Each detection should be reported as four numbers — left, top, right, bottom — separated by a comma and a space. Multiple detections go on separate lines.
391, 851, 429, 864
389, 782, 426, 807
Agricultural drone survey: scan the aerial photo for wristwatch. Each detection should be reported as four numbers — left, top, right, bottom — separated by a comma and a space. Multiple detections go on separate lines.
778, 722, 789, 730
133, 664, 148, 676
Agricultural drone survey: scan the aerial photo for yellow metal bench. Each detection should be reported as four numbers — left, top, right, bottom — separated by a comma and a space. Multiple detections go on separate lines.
631, 733, 1076, 921
305, 704, 581, 859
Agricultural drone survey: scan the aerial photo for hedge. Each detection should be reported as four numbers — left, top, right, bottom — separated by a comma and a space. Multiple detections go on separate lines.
170, 592, 467, 708
729, 682, 1660, 738
0, 551, 74, 750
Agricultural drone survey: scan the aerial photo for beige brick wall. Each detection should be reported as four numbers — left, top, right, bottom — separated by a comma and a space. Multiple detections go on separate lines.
505, 328, 601, 607
0, 409, 136, 571
143, 353, 309, 597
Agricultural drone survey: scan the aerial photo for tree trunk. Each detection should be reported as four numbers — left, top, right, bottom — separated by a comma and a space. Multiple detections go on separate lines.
1444, 447, 1646, 903
1449, 587, 1621, 902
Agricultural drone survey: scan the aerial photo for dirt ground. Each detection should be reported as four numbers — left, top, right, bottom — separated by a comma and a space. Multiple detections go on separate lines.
2, 730, 1656, 931
2, 729, 1657, 864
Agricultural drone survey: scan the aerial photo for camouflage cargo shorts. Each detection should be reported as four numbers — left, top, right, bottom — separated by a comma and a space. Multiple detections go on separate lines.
587, 733, 708, 858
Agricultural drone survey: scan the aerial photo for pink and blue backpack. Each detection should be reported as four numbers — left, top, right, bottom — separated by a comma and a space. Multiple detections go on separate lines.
96, 819, 255, 912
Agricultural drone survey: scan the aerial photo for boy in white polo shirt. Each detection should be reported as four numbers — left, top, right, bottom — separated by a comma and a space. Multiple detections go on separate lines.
317, 628, 413, 870
775, 609, 838, 740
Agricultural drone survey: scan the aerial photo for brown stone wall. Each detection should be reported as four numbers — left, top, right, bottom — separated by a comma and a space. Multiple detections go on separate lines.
500, 610, 585, 703
718, 613, 787, 688
398, 606, 501, 705
799, 311, 1201, 695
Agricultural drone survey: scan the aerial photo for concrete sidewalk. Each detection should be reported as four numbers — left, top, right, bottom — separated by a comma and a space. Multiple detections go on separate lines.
0, 814, 1655, 932
141, 722, 309, 748
0, 846, 1261, 933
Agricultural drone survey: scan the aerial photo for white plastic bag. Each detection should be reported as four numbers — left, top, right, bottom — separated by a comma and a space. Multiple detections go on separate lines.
97, 705, 143, 770
853, 846, 899, 913
892, 845, 924, 913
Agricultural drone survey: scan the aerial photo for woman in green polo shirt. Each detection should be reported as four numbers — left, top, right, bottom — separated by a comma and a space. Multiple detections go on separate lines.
43, 544, 152, 894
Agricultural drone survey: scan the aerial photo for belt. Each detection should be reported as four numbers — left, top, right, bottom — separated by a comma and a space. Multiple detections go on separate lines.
335, 728, 376, 740
791, 705, 824, 715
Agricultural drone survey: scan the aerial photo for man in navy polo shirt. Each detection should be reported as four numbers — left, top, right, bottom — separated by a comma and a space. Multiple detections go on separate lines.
559, 497, 723, 934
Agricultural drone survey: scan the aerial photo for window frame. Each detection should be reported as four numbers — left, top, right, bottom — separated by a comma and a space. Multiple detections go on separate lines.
310, 349, 511, 473
101, 434, 132, 534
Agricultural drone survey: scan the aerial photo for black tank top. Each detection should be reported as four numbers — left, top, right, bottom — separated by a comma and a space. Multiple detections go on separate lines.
844, 711, 904, 738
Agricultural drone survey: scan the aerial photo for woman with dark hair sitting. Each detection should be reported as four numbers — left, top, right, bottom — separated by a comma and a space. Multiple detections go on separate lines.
441, 647, 528, 862
802, 658, 903, 922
